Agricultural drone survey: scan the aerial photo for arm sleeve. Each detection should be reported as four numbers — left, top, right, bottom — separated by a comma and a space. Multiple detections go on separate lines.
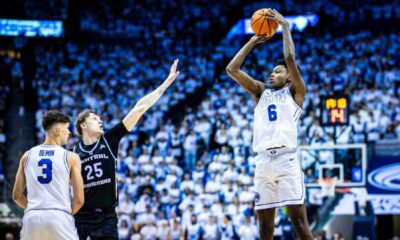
104, 122, 129, 157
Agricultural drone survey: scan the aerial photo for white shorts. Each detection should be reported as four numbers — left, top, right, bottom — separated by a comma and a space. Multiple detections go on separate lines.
21, 209, 79, 240
254, 150, 306, 210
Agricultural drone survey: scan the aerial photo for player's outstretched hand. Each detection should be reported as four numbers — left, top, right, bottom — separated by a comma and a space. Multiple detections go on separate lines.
266, 9, 288, 26
250, 35, 273, 45
165, 59, 180, 84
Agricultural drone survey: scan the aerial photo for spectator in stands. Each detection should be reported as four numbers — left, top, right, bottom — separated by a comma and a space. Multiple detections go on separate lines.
237, 215, 258, 240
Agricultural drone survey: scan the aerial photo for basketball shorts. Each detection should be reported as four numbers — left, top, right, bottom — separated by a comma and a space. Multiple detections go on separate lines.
75, 209, 118, 240
21, 209, 78, 240
254, 149, 306, 210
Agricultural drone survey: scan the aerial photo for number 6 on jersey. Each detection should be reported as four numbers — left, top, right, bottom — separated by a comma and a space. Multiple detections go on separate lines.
267, 104, 277, 121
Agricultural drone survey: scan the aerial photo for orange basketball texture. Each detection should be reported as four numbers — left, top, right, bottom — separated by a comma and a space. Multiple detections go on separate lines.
250, 8, 279, 36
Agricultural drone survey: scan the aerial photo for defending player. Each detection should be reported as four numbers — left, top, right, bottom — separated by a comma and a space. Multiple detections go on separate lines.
12, 110, 84, 240
226, 9, 312, 240
73, 60, 180, 239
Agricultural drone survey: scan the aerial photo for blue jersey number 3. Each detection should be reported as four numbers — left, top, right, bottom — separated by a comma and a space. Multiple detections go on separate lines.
38, 159, 53, 184
267, 104, 277, 121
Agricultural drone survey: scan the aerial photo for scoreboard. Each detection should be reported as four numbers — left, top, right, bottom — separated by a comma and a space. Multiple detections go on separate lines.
320, 95, 349, 126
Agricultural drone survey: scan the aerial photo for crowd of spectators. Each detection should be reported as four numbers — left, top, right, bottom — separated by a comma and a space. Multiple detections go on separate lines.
33, 38, 213, 143
244, 0, 400, 22
0, 0, 68, 20
23, 0, 68, 20
79, 0, 240, 42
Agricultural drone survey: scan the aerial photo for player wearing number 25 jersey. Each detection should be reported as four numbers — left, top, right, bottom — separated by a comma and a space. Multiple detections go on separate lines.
12, 110, 84, 240
72, 60, 180, 240
226, 9, 312, 240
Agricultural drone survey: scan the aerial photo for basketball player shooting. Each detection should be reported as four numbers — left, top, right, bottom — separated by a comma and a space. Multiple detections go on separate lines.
226, 9, 312, 240
12, 110, 84, 240
72, 60, 180, 240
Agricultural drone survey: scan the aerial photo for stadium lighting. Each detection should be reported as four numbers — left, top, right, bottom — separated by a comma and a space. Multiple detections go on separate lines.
0, 19, 63, 37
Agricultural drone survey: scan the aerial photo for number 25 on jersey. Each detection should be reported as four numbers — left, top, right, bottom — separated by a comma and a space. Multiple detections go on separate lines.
85, 162, 103, 181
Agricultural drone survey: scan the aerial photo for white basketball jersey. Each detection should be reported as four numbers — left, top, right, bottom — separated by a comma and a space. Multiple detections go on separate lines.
253, 87, 302, 152
24, 145, 72, 213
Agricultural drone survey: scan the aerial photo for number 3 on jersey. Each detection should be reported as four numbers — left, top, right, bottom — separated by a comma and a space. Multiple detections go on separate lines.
37, 159, 52, 184
267, 104, 277, 121
85, 162, 103, 181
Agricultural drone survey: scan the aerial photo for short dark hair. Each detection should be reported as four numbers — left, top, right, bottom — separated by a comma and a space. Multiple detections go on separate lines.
75, 109, 96, 136
275, 58, 301, 72
275, 58, 288, 69
42, 110, 70, 132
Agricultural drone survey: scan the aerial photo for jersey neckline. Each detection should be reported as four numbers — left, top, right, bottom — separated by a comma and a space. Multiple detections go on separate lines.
40, 144, 59, 147
79, 138, 100, 154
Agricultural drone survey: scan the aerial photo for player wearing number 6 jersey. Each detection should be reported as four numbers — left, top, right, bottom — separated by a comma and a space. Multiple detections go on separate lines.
226, 9, 312, 240
12, 110, 84, 240
72, 60, 180, 240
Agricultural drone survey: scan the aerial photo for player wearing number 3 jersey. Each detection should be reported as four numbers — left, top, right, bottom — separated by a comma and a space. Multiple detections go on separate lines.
72, 60, 180, 240
12, 110, 84, 240
226, 9, 312, 240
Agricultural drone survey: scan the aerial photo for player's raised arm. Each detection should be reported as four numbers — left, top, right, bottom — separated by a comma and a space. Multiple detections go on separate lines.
12, 151, 29, 209
226, 35, 270, 101
268, 9, 306, 104
68, 152, 84, 215
122, 59, 180, 131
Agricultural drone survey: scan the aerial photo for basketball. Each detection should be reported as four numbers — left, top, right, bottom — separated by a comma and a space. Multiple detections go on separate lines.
250, 8, 279, 36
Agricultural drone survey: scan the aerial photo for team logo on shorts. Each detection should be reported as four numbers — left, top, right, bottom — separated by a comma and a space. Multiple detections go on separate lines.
254, 192, 260, 202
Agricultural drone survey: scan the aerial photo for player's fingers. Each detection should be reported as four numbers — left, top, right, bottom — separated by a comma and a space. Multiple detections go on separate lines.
171, 59, 178, 71
265, 12, 274, 18
273, 9, 282, 17
265, 8, 274, 15
264, 15, 275, 20
170, 66, 176, 73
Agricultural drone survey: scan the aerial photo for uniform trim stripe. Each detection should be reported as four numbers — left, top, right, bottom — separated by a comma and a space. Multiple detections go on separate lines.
294, 109, 302, 121
64, 150, 70, 176
25, 208, 72, 215
292, 109, 299, 118
295, 111, 302, 121
40, 144, 58, 148
255, 197, 305, 207
102, 136, 118, 202
102, 136, 117, 161
285, 87, 302, 111
24, 149, 33, 171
